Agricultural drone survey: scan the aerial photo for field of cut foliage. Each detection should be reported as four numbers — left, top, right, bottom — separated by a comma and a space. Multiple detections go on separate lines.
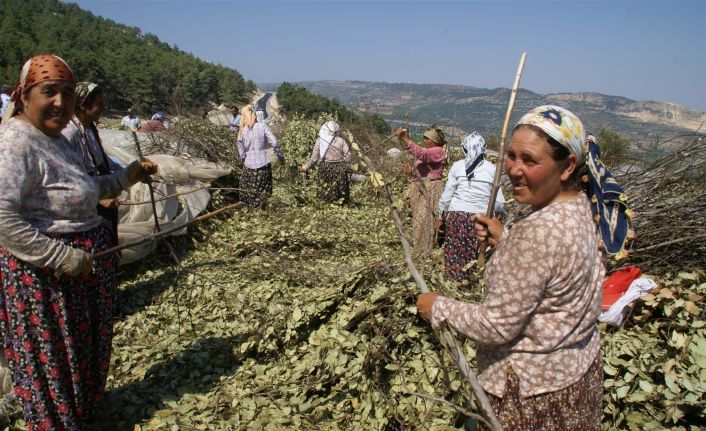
2, 115, 704, 431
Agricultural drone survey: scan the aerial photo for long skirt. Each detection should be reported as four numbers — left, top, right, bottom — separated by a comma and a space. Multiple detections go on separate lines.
240, 164, 273, 208
443, 211, 481, 282
0, 224, 119, 430
409, 180, 444, 259
479, 355, 603, 431
316, 161, 350, 204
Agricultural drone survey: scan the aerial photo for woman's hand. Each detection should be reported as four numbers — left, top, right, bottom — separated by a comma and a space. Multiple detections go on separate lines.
394, 127, 409, 142
54, 247, 93, 277
402, 163, 413, 177
473, 214, 504, 246
98, 198, 120, 209
298, 165, 307, 173
127, 161, 159, 184
416, 292, 440, 321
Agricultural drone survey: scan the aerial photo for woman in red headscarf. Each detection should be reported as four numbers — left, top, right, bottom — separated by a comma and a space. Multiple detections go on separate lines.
0, 55, 157, 429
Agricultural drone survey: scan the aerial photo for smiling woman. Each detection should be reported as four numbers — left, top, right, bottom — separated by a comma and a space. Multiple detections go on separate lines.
0, 54, 158, 430
416, 105, 632, 430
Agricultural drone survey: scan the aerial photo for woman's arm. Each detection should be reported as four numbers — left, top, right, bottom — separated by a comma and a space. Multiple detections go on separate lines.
302, 138, 321, 171
94, 161, 157, 199
0, 148, 73, 269
437, 165, 459, 217
264, 125, 284, 161
429, 235, 550, 345
236, 129, 246, 159
340, 137, 353, 163
405, 141, 445, 164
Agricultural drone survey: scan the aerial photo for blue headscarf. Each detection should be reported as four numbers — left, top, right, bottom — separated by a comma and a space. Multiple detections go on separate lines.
583, 135, 632, 256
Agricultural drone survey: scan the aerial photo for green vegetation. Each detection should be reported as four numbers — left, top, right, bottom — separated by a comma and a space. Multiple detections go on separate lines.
0, 0, 255, 115
597, 128, 631, 163
276, 82, 390, 135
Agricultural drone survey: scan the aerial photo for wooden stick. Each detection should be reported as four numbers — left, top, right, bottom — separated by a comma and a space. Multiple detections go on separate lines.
121, 184, 211, 205
347, 131, 501, 431
132, 131, 161, 232
92, 202, 242, 259
383, 186, 501, 431
478, 52, 527, 266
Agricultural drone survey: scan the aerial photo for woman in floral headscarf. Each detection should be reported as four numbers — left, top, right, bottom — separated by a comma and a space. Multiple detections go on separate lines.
299, 120, 352, 203
437, 132, 505, 283
417, 106, 631, 430
62, 82, 123, 242
0, 55, 157, 429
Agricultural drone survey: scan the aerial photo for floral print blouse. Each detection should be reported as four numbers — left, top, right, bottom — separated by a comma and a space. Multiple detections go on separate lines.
431, 195, 605, 397
0, 118, 130, 269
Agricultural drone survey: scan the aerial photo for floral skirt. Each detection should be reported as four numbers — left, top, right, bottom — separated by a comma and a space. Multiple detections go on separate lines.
240, 164, 273, 208
443, 211, 480, 282
479, 354, 603, 431
0, 224, 119, 430
316, 161, 350, 204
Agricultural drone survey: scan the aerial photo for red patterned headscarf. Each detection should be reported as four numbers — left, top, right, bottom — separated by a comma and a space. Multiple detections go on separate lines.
3, 55, 76, 120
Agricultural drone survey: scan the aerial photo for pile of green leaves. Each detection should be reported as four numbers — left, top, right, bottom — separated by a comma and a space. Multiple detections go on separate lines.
2, 120, 704, 430
84, 184, 481, 430
602, 271, 705, 430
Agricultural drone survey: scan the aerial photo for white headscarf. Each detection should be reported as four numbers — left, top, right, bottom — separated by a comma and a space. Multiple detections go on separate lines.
461, 132, 486, 181
319, 121, 339, 158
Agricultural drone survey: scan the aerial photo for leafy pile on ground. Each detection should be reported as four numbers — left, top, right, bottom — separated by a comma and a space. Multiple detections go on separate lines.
2, 117, 703, 430
87, 184, 484, 430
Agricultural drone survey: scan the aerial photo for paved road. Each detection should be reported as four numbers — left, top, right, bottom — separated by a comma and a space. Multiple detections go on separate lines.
255, 92, 272, 121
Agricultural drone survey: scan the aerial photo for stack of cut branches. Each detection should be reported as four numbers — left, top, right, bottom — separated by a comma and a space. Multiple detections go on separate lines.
613, 134, 706, 273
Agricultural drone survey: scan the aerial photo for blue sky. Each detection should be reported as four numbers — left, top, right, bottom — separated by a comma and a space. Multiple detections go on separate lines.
69, 0, 706, 112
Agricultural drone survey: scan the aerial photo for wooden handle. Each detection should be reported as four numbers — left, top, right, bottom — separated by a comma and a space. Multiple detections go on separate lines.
479, 52, 527, 266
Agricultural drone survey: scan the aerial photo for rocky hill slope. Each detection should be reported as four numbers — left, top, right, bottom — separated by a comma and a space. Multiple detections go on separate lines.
269, 80, 705, 145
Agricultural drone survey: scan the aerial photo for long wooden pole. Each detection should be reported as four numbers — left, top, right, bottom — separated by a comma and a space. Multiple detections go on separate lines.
478, 52, 527, 266
348, 132, 502, 431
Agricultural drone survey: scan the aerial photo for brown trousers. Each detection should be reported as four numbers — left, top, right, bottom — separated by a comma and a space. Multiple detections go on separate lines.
409, 179, 443, 259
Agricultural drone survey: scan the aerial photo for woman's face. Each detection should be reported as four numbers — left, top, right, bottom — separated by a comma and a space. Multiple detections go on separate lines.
20, 80, 75, 137
81, 92, 105, 124
423, 138, 438, 148
505, 127, 574, 211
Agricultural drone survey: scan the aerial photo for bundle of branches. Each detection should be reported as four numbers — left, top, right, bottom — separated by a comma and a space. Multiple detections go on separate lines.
616, 134, 706, 274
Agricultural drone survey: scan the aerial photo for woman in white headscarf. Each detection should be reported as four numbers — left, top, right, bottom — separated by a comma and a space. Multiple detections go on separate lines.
299, 120, 352, 203
438, 132, 505, 283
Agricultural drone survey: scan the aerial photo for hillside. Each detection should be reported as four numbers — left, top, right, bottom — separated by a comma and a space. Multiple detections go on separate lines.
0, 0, 255, 114
267, 80, 706, 146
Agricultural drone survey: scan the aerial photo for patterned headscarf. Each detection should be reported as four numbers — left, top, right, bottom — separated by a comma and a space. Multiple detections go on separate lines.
75, 82, 99, 109
3, 54, 76, 121
461, 132, 486, 182
516, 105, 632, 258
423, 125, 447, 145
318, 121, 339, 158
516, 105, 586, 165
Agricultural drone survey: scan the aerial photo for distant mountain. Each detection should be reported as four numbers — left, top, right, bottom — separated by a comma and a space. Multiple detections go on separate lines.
261, 80, 705, 146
